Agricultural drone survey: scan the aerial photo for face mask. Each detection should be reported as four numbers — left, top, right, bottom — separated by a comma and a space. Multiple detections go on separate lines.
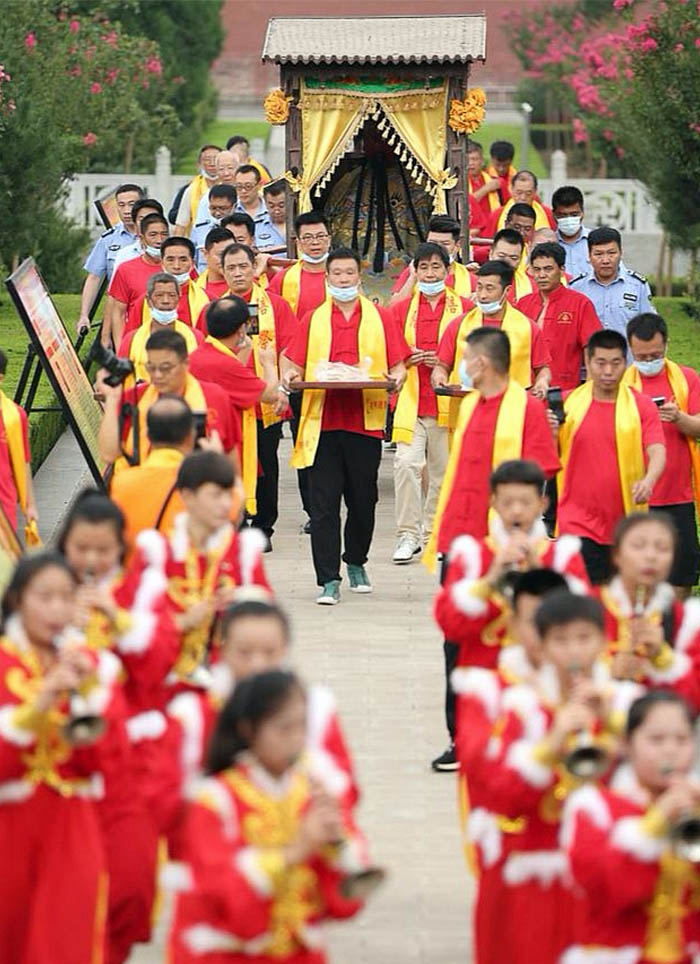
210, 217, 222, 227
301, 251, 328, 264
200, 167, 212, 179
449, 252, 457, 263
477, 295, 504, 316
417, 279, 446, 297
144, 244, 161, 259
174, 271, 191, 286
328, 283, 359, 302
151, 307, 177, 325
458, 359, 474, 390
557, 215, 582, 237
634, 357, 665, 377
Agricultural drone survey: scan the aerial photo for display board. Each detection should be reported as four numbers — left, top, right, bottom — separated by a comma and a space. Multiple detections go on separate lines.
5, 258, 107, 487
94, 186, 120, 230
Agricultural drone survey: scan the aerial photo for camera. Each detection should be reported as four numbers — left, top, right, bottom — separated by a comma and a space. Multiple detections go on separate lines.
247, 303, 259, 337
89, 341, 135, 388
652, 396, 665, 408
547, 386, 566, 424
192, 412, 207, 443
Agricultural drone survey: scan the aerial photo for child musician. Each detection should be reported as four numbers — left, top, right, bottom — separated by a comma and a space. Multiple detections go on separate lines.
563, 690, 700, 964
58, 490, 178, 964
465, 590, 643, 964
0, 553, 123, 964
169, 670, 372, 963
597, 513, 700, 706
435, 459, 590, 670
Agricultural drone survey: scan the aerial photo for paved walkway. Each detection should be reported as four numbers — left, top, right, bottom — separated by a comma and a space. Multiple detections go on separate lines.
130, 431, 472, 962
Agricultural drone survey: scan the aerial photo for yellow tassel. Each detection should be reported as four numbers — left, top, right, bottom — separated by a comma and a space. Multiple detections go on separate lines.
394, 142, 402, 156
406, 157, 414, 171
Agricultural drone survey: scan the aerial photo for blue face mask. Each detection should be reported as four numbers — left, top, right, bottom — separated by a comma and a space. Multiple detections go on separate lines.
328, 283, 359, 302
151, 307, 177, 325
634, 357, 665, 377
458, 359, 474, 390
417, 279, 446, 297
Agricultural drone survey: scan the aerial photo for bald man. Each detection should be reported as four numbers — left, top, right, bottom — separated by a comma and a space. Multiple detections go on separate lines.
191, 150, 243, 227
491, 171, 556, 233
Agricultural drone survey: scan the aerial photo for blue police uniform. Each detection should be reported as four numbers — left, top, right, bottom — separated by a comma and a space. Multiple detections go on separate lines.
190, 218, 217, 272
83, 221, 136, 282
570, 262, 654, 344
255, 220, 286, 250
556, 225, 590, 278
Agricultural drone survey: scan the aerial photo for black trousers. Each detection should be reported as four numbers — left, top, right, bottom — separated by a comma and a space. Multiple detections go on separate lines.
309, 430, 382, 586
580, 537, 613, 586
289, 392, 311, 517
438, 555, 458, 741
251, 421, 283, 539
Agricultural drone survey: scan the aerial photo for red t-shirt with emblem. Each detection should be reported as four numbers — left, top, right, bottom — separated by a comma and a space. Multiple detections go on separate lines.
437, 312, 551, 384
286, 301, 410, 436
0, 401, 30, 530
267, 265, 327, 319
516, 285, 602, 390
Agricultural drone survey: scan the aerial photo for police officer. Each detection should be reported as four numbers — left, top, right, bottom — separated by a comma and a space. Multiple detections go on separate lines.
78, 183, 144, 335
571, 226, 654, 350
190, 184, 236, 272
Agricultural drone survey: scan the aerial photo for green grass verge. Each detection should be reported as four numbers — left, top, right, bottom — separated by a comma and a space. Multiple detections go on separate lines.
471, 122, 547, 179
174, 120, 271, 174
656, 298, 699, 368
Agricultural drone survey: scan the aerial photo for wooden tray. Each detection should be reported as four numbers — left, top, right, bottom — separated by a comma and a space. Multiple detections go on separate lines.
291, 380, 395, 391
434, 385, 469, 397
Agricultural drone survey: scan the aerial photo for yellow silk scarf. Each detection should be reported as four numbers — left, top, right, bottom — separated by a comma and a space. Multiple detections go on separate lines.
497, 198, 551, 231
189, 174, 209, 227
248, 283, 281, 430
128, 322, 199, 382
623, 360, 700, 511
557, 381, 647, 515
393, 288, 464, 443
0, 391, 27, 513
281, 261, 328, 315
451, 262, 474, 298
114, 374, 207, 476
468, 173, 501, 212
204, 336, 257, 516
291, 296, 387, 469
141, 282, 210, 330
424, 379, 528, 571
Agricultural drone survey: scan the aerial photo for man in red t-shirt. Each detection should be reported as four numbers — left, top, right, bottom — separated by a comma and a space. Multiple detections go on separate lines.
390, 216, 475, 304
554, 329, 666, 584
517, 241, 601, 391
467, 140, 502, 233
192, 227, 234, 301
109, 213, 169, 347
283, 248, 410, 604
189, 296, 286, 470
216, 242, 298, 548
625, 312, 700, 593
0, 351, 37, 533
126, 237, 209, 334
389, 242, 473, 564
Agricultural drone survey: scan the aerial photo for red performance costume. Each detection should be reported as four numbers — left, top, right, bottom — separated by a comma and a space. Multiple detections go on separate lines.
435, 522, 590, 669
168, 759, 366, 963
0, 619, 124, 964
516, 286, 602, 391
563, 765, 700, 963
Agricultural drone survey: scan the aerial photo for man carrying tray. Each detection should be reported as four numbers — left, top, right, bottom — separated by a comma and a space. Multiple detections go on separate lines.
282, 247, 409, 605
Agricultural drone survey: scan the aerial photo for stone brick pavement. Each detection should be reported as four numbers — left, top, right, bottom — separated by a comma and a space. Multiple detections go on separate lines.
129, 434, 472, 963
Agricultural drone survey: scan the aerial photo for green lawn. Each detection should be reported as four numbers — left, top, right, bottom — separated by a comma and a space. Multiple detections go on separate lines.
175, 120, 271, 174
467, 122, 547, 179
656, 298, 699, 369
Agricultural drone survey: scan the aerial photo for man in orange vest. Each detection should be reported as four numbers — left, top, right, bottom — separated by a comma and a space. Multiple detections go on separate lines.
0, 350, 38, 534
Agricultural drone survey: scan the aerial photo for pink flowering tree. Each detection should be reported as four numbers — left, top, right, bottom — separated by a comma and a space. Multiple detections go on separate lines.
505, 0, 700, 287
0, 1, 177, 280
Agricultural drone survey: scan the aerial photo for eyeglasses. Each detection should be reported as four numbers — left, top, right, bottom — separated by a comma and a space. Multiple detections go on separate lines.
145, 362, 180, 376
299, 233, 330, 243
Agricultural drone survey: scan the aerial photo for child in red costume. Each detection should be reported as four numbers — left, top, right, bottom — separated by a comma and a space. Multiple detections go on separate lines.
0, 553, 124, 964
59, 490, 179, 964
563, 690, 700, 964
596, 513, 700, 707
169, 670, 373, 963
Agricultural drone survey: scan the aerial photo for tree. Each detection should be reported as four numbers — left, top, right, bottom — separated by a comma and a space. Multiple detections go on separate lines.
0, 0, 177, 278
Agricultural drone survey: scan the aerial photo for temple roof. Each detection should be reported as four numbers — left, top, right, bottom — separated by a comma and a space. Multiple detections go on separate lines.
261, 15, 487, 66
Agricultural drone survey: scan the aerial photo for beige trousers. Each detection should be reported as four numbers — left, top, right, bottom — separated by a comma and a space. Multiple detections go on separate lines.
393, 415, 448, 542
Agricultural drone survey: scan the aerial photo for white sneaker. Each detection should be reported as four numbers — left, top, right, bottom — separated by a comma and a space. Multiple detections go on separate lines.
392, 535, 422, 564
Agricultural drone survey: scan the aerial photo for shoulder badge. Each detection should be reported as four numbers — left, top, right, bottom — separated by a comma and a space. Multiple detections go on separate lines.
628, 269, 647, 283
100, 227, 116, 239
569, 272, 587, 285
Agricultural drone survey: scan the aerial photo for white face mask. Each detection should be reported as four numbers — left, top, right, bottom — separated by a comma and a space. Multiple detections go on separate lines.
151, 306, 177, 325
174, 271, 190, 286
417, 279, 446, 297
144, 244, 162, 259
301, 251, 329, 264
477, 295, 504, 316
557, 215, 583, 237
328, 283, 359, 302
634, 357, 665, 377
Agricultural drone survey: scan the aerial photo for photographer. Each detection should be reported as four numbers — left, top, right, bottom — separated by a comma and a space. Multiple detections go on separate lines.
96, 328, 237, 476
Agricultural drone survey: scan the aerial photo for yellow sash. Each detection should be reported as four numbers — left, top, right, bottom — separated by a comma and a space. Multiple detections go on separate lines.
557, 381, 647, 516
141, 282, 210, 330
424, 379, 528, 571
468, 174, 500, 212
114, 374, 207, 475
451, 262, 474, 298
291, 296, 388, 469
497, 198, 551, 231
0, 391, 27, 514
205, 336, 257, 516
513, 267, 535, 299
486, 163, 517, 191
128, 322, 199, 382
393, 288, 463, 443
194, 269, 209, 291
623, 360, 700, 511
280, 260, 328, 315
247, 283, 281, 430
442, 303, 533, 430
189, 174, 209, 228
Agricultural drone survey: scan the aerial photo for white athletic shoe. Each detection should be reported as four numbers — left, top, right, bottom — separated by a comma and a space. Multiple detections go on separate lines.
392, 535, 422, 564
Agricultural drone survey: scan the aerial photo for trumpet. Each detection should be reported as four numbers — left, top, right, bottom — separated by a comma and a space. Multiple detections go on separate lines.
58, 607, 106, 747
660, 763, 700, 862
562, 663, 610, 781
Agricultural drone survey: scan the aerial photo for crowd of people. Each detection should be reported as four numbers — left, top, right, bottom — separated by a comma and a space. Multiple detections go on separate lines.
1, 132, 700, 963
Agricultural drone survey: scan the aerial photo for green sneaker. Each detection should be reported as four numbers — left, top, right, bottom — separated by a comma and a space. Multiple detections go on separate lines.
347, 564, 372, 594
316, 580, 341, 606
